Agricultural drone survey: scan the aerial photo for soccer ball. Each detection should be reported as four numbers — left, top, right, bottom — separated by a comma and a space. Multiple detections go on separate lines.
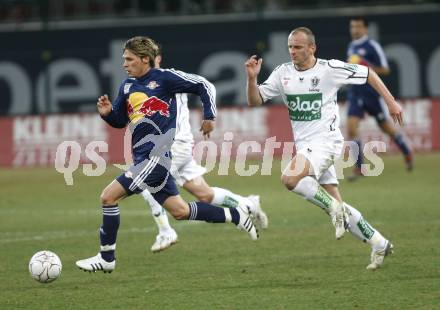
28, 250, 62, 283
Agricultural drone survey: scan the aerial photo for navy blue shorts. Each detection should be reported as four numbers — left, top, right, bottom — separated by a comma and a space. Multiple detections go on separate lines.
348, 95, 387, 123
116, 156, 179, 205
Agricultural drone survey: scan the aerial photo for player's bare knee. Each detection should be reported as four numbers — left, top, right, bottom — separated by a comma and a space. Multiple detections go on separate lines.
347, 127, 357, 139
197, 191, 214, 204
281, 174, 299, 191
172, 212, 187, 220
169, 205, 189, 220
347, 130, 356, 139
347, 120, 359, 139
100, 191, 115, 206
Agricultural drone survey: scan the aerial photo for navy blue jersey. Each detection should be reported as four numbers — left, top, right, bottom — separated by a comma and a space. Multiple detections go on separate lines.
102, 68, 216, 164
347, 35, 388, 98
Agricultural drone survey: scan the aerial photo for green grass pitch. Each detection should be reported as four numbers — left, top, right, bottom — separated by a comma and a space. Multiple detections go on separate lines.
1, 153, 439, 309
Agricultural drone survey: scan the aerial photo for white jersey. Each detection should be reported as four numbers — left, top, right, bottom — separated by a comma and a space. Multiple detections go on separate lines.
259, 58, 368, 144
171, 93, 207, 185
174, 93, 194, 144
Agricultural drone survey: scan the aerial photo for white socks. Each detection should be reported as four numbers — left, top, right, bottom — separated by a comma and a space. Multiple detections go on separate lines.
292, 176, 339, 211
344, 203, 387, 251
210, 187, 260, 216
141, 190, 172, 234
211, 187, 248, 208
292, 176, 387, 251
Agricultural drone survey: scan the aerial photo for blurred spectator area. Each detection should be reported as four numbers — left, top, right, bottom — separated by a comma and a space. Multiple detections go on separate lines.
0, 0, 437, 23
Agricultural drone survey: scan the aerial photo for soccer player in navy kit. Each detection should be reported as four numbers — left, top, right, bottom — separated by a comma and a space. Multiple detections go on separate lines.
76, 36, 259, 273
143, 45, 268, 253
346, 17, 413, 180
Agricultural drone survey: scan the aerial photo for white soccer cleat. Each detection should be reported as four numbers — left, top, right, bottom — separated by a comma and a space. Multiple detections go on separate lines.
329, 202, 347, 240
247, 195, 269, 229
151, 229, 178, 253
236, 205, 259, 241
76, 253, 115, 273
366, 241, 394, 271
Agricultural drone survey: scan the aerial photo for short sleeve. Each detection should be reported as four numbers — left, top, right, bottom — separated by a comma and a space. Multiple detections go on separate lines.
258, 67, 283, 102
327, 59, 368, 86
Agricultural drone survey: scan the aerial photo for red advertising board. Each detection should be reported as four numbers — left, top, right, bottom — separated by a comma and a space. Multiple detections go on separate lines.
0, 99, 439, 167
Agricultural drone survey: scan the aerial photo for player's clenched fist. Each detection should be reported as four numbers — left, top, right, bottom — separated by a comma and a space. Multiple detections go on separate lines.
245, 55, 263, 79
200, 119, 215, 140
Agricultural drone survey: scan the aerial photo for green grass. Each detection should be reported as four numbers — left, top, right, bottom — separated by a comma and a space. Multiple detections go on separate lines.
1, 153, 440, 309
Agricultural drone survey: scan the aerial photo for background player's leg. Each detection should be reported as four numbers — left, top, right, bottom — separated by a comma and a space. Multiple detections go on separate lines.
182, 176, 214, 203
142, 190, 173, 233
378, 120, 413, 171
141, 190, 177, 252
183, 176, 268, 228
347, 116, 363, 180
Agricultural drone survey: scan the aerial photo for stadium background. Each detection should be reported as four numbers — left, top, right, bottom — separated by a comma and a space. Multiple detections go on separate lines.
1, 1, 439, 309
1, 0, 439, 167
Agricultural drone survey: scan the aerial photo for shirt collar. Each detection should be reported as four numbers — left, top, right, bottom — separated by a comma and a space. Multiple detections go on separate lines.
136, 68, 155, 81
352, 35, 369, 45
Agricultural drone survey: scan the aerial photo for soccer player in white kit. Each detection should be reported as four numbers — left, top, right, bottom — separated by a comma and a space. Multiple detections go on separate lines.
245, 27, 402, 270
142, 49, 268, 253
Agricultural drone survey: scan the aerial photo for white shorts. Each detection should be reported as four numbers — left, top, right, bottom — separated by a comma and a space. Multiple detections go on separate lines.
296, 140, 344, 185
170, 140, 206, 186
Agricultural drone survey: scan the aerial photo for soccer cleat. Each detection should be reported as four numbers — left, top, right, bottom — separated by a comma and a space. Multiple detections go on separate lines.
329, 202, 347, 240
366, 241, 394, 271
151, 229, 178, 253
405, 154, 413, 171
76, 253, 115, 273
247, 195, 269, 229
236, 205, 259, 241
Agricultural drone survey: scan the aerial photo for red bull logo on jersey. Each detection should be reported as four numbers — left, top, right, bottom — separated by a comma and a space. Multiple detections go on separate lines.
127, 92, 170, 123
127, 101, 134, 115
139, 96, 170, 117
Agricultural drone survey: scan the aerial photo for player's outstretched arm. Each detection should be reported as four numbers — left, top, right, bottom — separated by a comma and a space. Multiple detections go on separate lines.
245, 55, 263, 107
367, 70, 403, 125
372, 65, 390, 76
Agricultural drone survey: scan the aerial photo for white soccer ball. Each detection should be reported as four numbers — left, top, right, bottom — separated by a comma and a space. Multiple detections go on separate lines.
29, 250, 62, 283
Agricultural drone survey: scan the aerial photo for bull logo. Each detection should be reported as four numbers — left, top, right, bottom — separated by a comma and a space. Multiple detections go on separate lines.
147, 81, 160, 90
127, 92, 170, 123
139, 96, 170, 117
127, 100, 134, 115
